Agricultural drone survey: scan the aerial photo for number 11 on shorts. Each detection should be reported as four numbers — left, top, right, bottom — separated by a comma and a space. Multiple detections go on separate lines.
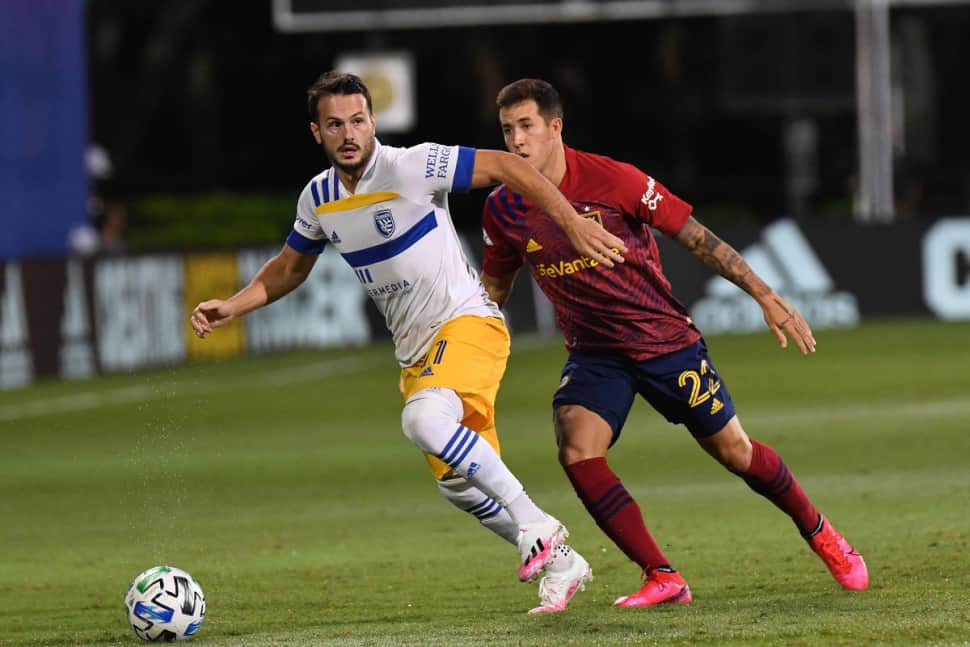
433, 340, 447, 365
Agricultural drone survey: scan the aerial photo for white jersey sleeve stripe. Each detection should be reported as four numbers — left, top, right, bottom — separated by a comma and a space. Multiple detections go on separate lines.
340, 211, 436, 267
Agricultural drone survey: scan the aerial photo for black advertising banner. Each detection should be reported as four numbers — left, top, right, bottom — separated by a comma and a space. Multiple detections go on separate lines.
1, 217, 968, 389
18, 256, 97, 380
0, 249, 375, 389
656, 217, 970, 334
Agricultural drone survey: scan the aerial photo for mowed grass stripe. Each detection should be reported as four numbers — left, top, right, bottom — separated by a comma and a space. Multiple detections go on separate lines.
0, 357, 373, 422
0, 318, 968, 646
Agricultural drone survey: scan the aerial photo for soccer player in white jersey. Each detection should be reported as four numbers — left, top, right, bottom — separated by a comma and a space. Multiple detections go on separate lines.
190, 72, 627, 613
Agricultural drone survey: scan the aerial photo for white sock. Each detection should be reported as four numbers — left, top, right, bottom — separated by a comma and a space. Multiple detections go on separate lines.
402, 388, 548, 524
505, 490, 547, 526
437, 474, 518, 544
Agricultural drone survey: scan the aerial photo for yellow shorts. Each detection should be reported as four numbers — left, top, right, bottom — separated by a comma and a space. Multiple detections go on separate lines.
401, 315, 510, 480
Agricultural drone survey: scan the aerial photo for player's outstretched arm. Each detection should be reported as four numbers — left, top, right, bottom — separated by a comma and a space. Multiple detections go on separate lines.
674, 216, 816, 354
480, 270, 518, 309
469, 150, 627, 268
190, 244, 317, 339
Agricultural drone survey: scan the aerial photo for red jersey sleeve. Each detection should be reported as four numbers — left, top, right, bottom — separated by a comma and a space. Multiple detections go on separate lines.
481, 194, 523, 277
615, 162, 693, 237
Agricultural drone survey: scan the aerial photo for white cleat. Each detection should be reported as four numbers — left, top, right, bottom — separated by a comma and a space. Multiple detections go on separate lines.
517, 516, 568, 582
528, 545, 593, 614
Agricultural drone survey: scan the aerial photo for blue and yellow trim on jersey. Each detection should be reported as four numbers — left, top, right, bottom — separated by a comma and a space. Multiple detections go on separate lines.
287, 170, 337, 254
288, 202, 439, 265
286, 144, 474, 258
314, 191, 401, 216
340, 211, 437, 267
309, 169, 338, 208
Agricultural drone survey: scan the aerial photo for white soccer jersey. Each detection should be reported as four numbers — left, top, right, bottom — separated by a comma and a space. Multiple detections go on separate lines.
287, 140, 502, 367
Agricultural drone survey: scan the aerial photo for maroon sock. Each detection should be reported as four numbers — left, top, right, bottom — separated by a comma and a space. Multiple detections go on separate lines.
565, 457, 671, 572
742, 439, 820, 534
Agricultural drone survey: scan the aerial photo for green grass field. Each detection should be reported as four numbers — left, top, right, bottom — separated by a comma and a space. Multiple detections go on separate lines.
2, 318, 969, 646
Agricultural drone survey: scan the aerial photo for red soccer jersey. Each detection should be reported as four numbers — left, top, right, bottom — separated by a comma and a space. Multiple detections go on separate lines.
481, 145, 701, 360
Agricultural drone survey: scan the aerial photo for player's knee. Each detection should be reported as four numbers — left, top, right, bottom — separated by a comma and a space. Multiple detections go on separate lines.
401, 387, 463, 449
436, 471, 478, 506
727, 435, 754, 471
702, 419, 752, 472
553, 405, 582, 434
554, 405, 610, 466
558, 443, 583, 467
437, 469, 468, 491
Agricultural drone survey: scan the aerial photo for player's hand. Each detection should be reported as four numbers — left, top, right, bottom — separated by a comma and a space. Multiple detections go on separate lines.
563, 215, 627, 267
760, 292, 816, 354
190, 299, 236, 339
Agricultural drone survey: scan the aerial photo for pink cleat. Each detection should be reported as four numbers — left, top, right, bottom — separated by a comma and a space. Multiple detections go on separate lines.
613, 569, 692, 607
517, 516, 568, 582
808, 516, 869, 590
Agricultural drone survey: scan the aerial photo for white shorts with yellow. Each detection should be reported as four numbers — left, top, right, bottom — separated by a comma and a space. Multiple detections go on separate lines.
400, 315, 510, 480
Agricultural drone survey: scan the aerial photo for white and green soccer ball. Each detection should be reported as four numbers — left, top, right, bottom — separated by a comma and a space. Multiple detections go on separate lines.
124, 566, 206, 642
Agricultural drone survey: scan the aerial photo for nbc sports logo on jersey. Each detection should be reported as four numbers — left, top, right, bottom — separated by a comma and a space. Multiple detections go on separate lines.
374, 208, 396, 238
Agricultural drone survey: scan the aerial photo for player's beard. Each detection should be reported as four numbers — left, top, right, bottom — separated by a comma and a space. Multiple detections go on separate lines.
324, 137, 375, 176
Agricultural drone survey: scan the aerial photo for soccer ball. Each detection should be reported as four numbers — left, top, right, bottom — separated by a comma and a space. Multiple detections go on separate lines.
124, 565, 206, 642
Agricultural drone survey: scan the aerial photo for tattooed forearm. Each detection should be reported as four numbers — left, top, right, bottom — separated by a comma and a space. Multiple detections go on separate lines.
698, 231, 762, 295
675, 217, 771, 299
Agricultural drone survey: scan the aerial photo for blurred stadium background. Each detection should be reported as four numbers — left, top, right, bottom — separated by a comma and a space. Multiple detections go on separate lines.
2, 1, 969, 645
2, 0, 970, 383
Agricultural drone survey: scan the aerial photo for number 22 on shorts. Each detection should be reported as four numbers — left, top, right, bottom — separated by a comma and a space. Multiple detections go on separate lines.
677, 359, 721, 409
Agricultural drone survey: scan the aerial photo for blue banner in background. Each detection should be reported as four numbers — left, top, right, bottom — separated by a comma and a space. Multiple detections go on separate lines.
0, 0, 88, 259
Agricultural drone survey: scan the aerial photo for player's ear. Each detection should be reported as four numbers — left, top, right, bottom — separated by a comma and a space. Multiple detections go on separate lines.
310, 121, 322, 145
550, 116, 563, 136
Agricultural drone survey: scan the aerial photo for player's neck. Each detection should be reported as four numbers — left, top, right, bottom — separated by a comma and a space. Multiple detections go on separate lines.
336, 167, 364, 194
334, 154, 375, 193
331, 139, 377, 194
541, 143, 567, 187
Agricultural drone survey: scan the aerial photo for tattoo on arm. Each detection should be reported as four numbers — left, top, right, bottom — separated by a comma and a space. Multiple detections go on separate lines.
678, 218, 770, 298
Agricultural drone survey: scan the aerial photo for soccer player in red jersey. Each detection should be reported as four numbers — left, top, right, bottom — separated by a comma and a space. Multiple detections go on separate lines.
480, 78, 868, 606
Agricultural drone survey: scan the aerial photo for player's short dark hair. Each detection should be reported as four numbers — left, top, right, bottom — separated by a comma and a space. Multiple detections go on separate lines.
496, 78, 564, 123
307, 72, 374, 122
